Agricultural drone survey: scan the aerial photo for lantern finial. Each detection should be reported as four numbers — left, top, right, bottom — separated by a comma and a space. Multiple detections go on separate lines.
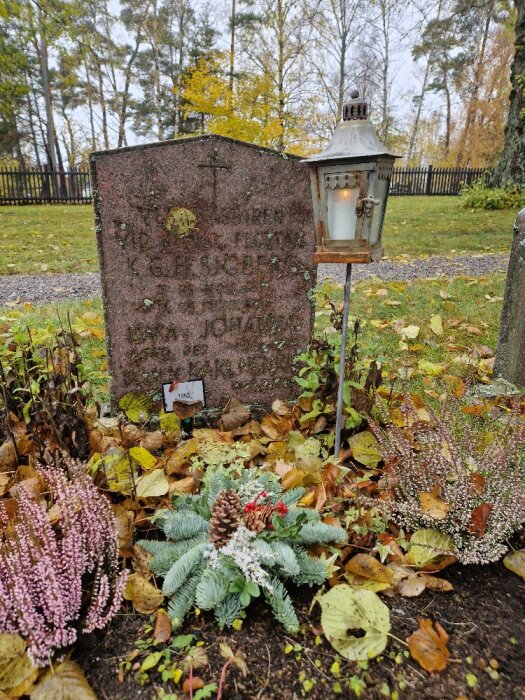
343, 90, 368, 121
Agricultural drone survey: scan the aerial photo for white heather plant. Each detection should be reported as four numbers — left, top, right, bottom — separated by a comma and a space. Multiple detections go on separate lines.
139, 469, 346, 632
371, 396, 525, 565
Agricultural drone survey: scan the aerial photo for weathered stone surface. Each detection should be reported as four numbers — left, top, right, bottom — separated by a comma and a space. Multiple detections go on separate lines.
91, 135, 316, 409
495, 207, 525, 387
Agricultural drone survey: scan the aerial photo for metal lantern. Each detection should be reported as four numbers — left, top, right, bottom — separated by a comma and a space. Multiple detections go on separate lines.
304, 90, 398, 264
303, 90, 399, 459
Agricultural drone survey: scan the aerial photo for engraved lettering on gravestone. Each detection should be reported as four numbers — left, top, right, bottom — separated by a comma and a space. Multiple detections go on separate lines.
92, 135, 315, 407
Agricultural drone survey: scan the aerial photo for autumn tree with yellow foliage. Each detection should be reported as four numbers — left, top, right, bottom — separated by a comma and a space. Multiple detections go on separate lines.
181, 52, 297, 150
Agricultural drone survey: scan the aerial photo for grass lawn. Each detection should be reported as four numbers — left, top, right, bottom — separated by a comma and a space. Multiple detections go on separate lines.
0, 197, 516, 275
1, 274, 505, 403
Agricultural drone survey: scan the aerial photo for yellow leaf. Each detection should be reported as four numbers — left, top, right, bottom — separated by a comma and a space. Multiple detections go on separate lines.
165, 438, 199, 475
0, 634, 38, 696
400, 325, 420, 339
503, 550, 525, 580
406, 529, 456, 570
348, 431, 382, 467
135, 469, 169, 498
419, 490, 451, 520
124, 572, 164, 614
129, 446, 157, 470
30, 661, 97, 700
281, 468, 306, 490
345, 554, 393, 585
418, 360, 444, 377
429, 315, 443, 336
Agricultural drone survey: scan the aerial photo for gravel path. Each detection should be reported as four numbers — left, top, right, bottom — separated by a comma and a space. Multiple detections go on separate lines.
0, 253, 509, 306
319, 252, 509, 284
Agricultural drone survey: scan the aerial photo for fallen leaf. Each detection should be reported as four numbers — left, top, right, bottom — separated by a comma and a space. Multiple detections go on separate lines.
30, 661, 97, 699
135, 469, 169, 498
0, 441, 16, 472
406, 529, 456, 570
503, 550, 525, 580
429, 315, 443, 336
182, 677, 204, 694
165, 438, 199, 475
319, 585, 391, 660
469, 503, 493, 537
153, 609, 171, 644
399, 325, 420, 340
219, 399, 250, 431
129, 446, 157, 470
419, 487, 451, 520
169, 476, 196, 495
348, 431, 382, 468
0, 634, 38, 696
466, 325, 483, 336
171, 400, 203, 420
418, 360, 444, 377
407, 618, 450, 672
124, 572, 164, 614
345, 554, 393, 585
119, 392, 153, 423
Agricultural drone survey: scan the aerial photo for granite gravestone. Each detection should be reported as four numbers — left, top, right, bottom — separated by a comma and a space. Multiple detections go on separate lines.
91, 135, 316, 410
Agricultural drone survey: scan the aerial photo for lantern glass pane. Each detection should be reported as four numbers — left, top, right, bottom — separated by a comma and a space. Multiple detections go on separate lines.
370, 179, 389, 244
326, 186, 359, 242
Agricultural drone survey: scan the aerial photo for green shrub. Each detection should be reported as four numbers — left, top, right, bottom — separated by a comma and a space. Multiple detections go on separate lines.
460, 181, 525, 210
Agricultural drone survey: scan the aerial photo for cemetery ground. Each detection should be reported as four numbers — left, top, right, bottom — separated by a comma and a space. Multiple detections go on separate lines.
1, 267, 525, 699
0, 196, 518, 275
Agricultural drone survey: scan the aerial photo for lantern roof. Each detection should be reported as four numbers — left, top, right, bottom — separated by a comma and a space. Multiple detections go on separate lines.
304, 90, 399, 164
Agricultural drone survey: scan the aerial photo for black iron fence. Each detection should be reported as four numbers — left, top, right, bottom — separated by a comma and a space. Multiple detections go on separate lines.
0, 164, 490, 205
390, 165, 489, 196
0, 167, 91, 205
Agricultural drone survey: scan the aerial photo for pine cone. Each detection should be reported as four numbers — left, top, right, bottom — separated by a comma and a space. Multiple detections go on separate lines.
243, 505, 277, 533
209, 489, 242, 548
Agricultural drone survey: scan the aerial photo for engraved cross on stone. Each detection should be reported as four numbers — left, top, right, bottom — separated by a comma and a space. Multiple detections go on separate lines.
198, 148, 231, 220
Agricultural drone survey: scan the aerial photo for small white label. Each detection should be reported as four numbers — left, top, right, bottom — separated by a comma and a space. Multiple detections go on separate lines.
162, 379, 206, 412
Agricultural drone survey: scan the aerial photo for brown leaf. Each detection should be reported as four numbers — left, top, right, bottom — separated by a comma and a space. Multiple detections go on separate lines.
30, 661, 97, 700
469, 473, 486, 495
169, 476, 196, 495
182, 677, 204, 695
0, 441, 16, 472
219, 399, 251, 432
140, 431, 164, 452
153, 609, 171, 644
419, 486, 451, 520
281, 468, 306, 490
171, 400, 203, 420
271, 399, 290, 417
345, 554, 393, 585
420, 575, 453, 592
113, 504, 134, 557
407, 618, 450, 672
124, 573, 163, 614
469, 503, 493, 537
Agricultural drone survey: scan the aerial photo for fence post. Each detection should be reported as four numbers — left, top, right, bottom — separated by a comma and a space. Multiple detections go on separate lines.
425, 164, 433, 196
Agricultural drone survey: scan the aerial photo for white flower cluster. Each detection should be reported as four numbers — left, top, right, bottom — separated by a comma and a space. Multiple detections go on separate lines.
217, 525, 273, 592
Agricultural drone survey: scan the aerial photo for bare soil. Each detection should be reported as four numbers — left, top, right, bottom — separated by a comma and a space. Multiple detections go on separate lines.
76, 560, 525, 700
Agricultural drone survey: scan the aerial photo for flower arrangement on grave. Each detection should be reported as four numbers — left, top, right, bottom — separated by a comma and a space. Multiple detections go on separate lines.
139, 470, 346, 632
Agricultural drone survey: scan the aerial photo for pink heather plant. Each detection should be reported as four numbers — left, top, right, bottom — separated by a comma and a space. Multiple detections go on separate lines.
0, 463, 127, 666
370, 396, 525, 565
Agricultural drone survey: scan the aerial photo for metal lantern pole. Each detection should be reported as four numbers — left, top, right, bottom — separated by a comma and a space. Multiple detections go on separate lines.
334, 262, 352, 458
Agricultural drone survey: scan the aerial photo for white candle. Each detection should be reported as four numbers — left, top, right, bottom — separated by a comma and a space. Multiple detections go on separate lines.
327, 187, 358, 241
